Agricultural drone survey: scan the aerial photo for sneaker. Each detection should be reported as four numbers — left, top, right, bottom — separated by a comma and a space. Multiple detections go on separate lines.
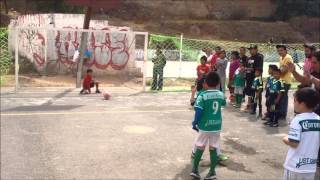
263, 121, 271, 125
270, 123, 279, 127
190, 169, 201, 179
262, 116, 270, 121
218, 154, 228, 161
250, 111, 256, 115
204, 171, 217, 180
96, 90, 101, 94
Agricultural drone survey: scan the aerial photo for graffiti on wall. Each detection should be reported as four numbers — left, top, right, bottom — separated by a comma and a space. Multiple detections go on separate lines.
18, 27, 131, 72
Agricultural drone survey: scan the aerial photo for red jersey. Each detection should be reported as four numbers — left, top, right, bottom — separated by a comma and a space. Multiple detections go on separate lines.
196, 64, 210, 80
83, 74, 92, 89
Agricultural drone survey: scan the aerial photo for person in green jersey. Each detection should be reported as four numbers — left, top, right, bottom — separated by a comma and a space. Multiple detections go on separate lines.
250, 68, 263, 118
233, 63, 246, 108
190, 71, 226, 180
151, 46, 167, 91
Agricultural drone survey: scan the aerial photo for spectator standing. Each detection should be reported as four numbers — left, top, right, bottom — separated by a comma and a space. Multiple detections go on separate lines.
215, 50, 228, 92
277, 44, 293, 119
239, 47, 248, 101
209, 46, 222, 71
228, 51, 240, 103
244, 45, 264, 112
303, 43, 316, 75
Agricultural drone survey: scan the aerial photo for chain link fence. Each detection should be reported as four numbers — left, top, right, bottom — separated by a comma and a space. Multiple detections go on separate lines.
147, 33, 319, 79
149, 34, 320, 63
0, 28, 13, 85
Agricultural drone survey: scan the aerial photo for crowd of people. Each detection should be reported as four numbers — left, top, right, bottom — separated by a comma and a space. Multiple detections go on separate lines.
190, 44, 320, 180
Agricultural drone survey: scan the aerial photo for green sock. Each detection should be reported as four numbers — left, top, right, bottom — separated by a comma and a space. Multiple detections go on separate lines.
192, 148, 204, 172
238, 95, 243, 105
235, 95, 239, 105
209, 148, 218, 174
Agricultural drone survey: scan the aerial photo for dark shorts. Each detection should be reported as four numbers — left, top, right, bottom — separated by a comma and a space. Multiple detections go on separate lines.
244, 82, 254, 96
90, 81, 95, 88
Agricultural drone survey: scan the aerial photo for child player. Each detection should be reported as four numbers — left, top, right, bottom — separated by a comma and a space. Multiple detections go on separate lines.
80, 69, 101, 94
190, 56, 210, 106
283, 87, 320, 180
190, 71, 226, 180
251, 68, 263, 118
233, 63, 246, 108
262, 64, 278, 120
263, 67, 284, 127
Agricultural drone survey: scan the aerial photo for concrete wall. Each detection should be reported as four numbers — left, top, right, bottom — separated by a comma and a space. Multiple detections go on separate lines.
135, 61, 304, 79
9, 14, 140, 76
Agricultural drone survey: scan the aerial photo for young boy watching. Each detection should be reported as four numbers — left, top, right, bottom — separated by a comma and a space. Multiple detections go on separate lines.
80, 69, 101, 94
251, 68, 263, 118
190, 71, 226, 180
283, 87, 320, 180
233, 63, 246, 108
263, 65, 278, 120
264, 68, 284, 127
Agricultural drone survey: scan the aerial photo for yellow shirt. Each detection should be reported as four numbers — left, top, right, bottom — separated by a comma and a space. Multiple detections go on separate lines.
279, 54, 293, 84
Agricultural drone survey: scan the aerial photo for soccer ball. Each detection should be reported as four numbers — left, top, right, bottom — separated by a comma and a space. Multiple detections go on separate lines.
102, 92, 111, 100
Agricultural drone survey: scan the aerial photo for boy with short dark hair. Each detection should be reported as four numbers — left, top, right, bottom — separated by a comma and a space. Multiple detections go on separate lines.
283, 87, 320, 180
250, 68, 263, 118
264, 68, 284, 127
80, 69, 101, 94
263, 64, 278, 120
190, 71, 226, 180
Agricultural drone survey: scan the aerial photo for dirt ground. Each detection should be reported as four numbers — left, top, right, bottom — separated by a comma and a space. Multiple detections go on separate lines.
1, 87, 319, 180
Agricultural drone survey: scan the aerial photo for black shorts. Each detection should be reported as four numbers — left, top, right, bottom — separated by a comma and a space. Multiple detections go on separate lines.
244, 82, 254, 96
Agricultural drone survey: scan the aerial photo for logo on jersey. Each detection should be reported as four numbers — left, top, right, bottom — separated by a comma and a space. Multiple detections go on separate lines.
299, 120, 320, 132
296, 158, 317, 168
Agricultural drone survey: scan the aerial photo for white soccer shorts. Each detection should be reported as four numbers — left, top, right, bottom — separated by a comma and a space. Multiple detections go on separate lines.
283, 169, 315, 180
195, 131, 220, 149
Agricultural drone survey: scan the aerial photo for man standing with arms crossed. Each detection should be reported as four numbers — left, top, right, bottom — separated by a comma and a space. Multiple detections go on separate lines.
276, 44, 293, 120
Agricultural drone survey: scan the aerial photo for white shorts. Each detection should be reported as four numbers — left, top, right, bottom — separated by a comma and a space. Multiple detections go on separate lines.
283, 169, 315, 180
195, 131, 220, 148
234, 87, 244, 95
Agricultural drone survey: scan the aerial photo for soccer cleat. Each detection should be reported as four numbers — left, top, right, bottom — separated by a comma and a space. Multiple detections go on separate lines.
204, 171, 217, 180
263, 121, 272, 125
262, 116, 270, 121
96, 90, 101, 94
190, 169, 201, 179
218, 154, 228, 161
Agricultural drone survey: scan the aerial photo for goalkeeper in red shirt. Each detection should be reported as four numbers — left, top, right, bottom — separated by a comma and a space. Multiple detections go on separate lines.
80, 69, 101, 94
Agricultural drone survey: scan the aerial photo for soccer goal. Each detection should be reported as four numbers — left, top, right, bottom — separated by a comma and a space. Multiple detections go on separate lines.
9, 26, 148, 91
